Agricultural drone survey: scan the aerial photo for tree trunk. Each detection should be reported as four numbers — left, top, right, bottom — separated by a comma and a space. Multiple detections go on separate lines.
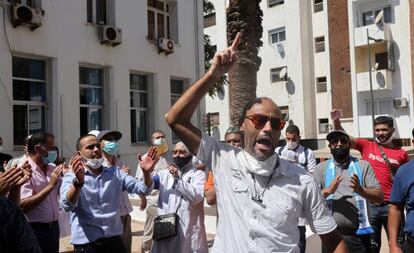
227, 0, 263, 127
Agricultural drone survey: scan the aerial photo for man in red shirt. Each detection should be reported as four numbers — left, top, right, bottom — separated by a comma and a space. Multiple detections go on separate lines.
332, 109, 408, 253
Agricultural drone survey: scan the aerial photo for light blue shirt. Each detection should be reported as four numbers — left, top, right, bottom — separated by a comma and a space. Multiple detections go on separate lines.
60, 166, 152, 245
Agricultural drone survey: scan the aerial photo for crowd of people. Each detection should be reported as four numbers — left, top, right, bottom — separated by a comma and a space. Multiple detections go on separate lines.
1, 32, 414, 253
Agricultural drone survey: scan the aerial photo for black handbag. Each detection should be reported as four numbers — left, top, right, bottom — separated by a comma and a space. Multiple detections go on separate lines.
153, 193, 184, 241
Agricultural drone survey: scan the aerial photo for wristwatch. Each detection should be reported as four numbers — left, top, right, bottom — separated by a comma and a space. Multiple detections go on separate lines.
72, 178, 84, 188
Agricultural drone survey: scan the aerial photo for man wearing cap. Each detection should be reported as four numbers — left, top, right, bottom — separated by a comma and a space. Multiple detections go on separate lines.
332, 110, 408, 252
91, 130, 134, 253
60, 134, 156, 253
314, 130, 383, 253
136, 130, 173, 253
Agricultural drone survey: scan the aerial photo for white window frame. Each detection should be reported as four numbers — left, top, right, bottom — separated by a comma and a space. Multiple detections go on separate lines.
316, 76, 327, 93
314, 36, 325, 53
12, 57, 47, 146
269, 27, 286, 45
270, 66, 288, 83
79, 67, 104, 134
361, 6, 392, 27
314, 0, 323, 13
130, 74, 149, 144
318, 118, 330, 134
268, 0, 284, 8
147, 0, 171, 40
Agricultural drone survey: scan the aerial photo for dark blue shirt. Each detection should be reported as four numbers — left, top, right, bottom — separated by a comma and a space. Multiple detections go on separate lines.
390, 160, 414, 238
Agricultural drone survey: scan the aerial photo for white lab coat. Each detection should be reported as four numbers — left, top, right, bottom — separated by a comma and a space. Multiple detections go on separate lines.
151, 164, 208, 253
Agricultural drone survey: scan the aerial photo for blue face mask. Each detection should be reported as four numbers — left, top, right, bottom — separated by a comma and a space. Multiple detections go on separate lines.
153, 138, 166, 146
103, 141, 120, 156
42, 151, 57, 164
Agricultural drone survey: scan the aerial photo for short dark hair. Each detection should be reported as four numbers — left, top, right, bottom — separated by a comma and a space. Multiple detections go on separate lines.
239, 97, 275, 127
286, 125, 300, 136
27, 133, 47, 154
225, 126, 243, 139
374, 116, 394, 128
76, 134, 96, 151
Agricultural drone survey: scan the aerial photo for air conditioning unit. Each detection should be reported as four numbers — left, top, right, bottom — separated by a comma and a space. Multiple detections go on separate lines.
393, 98, 408, 108
97, 25, 122, 47
158, 37, 174, 55
11, 3, 43, 31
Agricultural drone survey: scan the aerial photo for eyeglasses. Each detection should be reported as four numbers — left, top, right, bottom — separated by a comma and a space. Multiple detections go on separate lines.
245, 114, 285, 130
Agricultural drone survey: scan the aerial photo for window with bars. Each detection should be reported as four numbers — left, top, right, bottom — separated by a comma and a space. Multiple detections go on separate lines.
12, 57, 47, 145
79, 67, 104, 135
130, 74, 149, 144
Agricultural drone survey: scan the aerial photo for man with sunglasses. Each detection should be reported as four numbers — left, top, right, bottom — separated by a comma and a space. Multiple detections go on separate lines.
164, 32, 348, 252
314, 130, 383, 253
332, 109, 408, 252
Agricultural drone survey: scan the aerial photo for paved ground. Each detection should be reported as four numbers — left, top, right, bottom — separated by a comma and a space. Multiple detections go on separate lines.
59, 220, 215, 253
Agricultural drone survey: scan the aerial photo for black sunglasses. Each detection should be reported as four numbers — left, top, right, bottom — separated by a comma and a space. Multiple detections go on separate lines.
246, 114, 285, 130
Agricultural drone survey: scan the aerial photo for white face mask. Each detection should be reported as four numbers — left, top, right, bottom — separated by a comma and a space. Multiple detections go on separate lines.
0, 146, 3, 153
82, 155, 104, 169
375, 134, 394, 145
286, 141, 299, 150
243, 150, 278, 176
153, 138, 167, 146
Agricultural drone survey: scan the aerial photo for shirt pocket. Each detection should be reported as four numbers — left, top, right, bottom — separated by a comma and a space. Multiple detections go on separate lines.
265, 199, 297, 228
230, 173, 249, 211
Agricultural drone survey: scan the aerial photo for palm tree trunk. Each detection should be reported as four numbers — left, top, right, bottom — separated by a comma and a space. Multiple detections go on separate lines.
227, 0, 263, 127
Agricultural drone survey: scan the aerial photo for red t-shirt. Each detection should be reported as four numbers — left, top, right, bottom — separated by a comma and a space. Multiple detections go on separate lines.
355, 138, 408, 201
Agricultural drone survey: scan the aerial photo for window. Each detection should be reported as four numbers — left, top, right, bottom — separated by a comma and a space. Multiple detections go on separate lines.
314, 0, 323, 13
130, 74, 149, 144
375, 52, 388, 70
79, 67, 104, 135
314, 36, 325, 53
147, 0, 173, 40
12, 57, 46, 145
318, 118, 330, 134
362, 7, 391, 26
269, 27, 286, 44
270, 67, 288, 83
279, 106, 289, 121
268, 0, 284, 8
86, 0, 114, 25
171, 79, 184, 142
316, 76, 327, 93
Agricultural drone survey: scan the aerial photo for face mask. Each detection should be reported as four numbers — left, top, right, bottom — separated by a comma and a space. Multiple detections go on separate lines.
173, 155, 193, 168
375, 135, 394, 145
330, 147, 350, 161
102, 140, 120, 156
0, 146, 3, 153
286, 141, 299, 150
82, 154, 104, 169
243, 150, 278, 176
47, 150, 58, 163
153, 138, 167, 146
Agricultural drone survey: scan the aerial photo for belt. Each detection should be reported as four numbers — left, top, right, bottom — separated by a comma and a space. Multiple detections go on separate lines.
337, 227, 357, 236
29, 220, 58, 229
74, 236, 121, 248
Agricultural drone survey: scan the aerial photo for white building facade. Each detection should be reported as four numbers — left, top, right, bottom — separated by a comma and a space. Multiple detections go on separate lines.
0, 0, 204, 168
204, 0, 414, 145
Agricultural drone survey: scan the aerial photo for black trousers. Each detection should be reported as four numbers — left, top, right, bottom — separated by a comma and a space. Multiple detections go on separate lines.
403, 236, 414, 253
74, 236, 127, 253
30, 221, 60, 253
322, 230, 371, 253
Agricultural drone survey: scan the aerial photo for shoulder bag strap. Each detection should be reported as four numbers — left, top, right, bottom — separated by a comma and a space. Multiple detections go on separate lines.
376, 143, 396, 179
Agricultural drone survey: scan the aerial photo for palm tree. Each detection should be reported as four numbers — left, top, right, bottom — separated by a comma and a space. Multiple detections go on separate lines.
227, 0, 263, 126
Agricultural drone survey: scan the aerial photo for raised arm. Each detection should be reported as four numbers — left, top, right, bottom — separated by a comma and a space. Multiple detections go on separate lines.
331, 109, 357, 148
165, 33, 242, 155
